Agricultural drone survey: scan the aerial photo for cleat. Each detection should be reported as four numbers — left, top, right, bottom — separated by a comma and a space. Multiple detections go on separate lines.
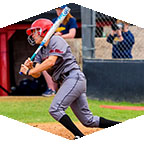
73, 136, 81, 140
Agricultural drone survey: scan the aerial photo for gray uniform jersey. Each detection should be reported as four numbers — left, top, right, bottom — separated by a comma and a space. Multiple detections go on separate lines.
34, 35, 80, 82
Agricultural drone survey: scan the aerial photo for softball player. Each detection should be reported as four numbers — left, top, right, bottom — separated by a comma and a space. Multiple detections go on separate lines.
20, 18, 121, 139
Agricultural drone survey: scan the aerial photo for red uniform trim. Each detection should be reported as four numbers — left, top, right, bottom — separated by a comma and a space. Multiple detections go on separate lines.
55, 49, 64, 54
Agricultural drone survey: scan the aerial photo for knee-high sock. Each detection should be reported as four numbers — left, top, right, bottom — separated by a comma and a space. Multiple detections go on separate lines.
59, 114, 84, 137
99, 117, 121, 128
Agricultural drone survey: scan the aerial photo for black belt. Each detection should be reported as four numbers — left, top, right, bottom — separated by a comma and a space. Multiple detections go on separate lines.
59, 72, 70, 83
59, 68, 80, 83
64, 71, 70, 77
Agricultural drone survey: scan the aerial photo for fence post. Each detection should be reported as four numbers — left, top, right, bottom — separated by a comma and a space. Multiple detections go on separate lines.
81, 6, 96, 58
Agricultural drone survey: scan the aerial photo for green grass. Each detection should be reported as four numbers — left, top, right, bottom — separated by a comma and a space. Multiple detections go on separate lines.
0, 96, 144, 123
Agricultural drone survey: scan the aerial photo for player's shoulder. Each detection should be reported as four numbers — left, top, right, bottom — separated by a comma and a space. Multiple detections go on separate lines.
49, 35, 67, 46
50, 35, 64, 41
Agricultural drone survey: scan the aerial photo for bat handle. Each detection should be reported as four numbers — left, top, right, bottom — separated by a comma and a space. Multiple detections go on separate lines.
19, 53, 36, 75
30, 53, 36, 61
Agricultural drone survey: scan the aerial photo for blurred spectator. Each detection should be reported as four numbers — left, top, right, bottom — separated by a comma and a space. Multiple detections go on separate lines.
107, 20, 135, 59
42, 5, 78, 97
53, 5, 78, 39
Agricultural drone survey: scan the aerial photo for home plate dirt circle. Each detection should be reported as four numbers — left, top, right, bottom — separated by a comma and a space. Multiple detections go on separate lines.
100, 105, 144, 111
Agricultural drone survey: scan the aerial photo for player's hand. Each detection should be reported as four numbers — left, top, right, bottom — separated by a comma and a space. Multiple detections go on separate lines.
20, 64, 29, 75
24, 57, 33, 69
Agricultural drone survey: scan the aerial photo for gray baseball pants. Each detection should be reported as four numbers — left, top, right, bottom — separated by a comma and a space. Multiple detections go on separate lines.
49, 70, 100, 127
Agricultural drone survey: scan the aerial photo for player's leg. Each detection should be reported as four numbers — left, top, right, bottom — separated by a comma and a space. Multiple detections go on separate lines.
49, 72, 85, 138
99, 117, 120, 128
59, 114, 84, 138
70, 92, 121, 128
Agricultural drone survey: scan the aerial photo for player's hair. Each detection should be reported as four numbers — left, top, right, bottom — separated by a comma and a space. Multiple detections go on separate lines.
62, 13, 73, 25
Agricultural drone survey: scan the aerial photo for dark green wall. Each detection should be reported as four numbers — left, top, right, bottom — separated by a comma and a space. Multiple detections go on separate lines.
83, 59, 144, 102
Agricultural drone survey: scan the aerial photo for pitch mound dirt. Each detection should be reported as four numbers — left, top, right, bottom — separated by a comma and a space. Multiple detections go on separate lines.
29, 122, 103, 140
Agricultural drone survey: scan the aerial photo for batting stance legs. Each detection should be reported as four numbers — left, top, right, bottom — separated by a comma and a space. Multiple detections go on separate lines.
49, 70, 120, 138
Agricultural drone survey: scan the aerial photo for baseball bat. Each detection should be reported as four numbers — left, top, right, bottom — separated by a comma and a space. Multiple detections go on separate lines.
19, 6, 70, 75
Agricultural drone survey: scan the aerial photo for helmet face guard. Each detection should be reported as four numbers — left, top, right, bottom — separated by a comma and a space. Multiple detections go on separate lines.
27, 28, 42, 46
27, 35, 35, 46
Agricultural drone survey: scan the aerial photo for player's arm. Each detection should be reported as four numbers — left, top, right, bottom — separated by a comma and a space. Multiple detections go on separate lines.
20, 55, 58, 78
29, 55, 58, 76
30, 63, 41, 78
20, 63, 41, 78
20, 58, 41, 78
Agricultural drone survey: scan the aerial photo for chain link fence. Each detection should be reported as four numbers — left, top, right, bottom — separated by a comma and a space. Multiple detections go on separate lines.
94, 12, 144, 60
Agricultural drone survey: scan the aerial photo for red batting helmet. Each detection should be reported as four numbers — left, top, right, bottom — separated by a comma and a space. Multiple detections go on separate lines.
26, 18, 53, 37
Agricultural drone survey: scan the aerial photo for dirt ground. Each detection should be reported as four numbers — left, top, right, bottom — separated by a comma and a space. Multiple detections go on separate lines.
28, 122, 103, 140
0, 96, 103, 140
